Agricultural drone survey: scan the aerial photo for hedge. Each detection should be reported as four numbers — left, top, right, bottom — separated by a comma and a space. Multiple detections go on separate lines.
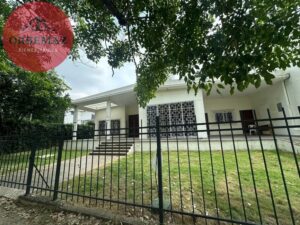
0, 120, 95, 153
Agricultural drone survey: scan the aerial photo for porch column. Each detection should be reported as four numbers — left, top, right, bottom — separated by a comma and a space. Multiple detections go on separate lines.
106, 100, 111, 139
194, 91, 208, 138
73, 106, 78, 140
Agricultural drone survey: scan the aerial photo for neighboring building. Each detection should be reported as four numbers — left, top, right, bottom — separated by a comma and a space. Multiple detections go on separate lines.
64, 109, 95, 125
71, 67, 300, 138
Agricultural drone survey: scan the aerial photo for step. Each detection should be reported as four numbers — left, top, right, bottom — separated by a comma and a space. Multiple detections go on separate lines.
96, 146, 131, 150
100, 142, 134, 145
92, 149, 129, 153
89, 152, 127, 156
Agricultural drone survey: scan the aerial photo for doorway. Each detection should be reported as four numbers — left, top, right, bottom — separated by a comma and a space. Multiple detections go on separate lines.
240, 110, 255, 134
128, 114, 139, 137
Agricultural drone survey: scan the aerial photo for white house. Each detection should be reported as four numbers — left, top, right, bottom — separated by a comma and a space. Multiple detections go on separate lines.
71, 67, 300, 139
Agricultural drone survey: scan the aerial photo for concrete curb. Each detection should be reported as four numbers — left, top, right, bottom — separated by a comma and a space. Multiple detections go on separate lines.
0, 186, 25, 200
18, 195, 157, 225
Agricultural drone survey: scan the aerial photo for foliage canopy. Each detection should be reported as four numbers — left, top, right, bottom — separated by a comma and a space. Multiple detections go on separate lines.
4, 0, 300, 107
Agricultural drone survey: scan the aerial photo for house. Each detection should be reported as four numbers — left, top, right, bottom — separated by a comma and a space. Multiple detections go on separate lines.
71, 67, 300, 139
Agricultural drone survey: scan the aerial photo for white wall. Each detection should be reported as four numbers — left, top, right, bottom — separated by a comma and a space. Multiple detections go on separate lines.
63, 137, 300, 153
249, 68, 300, 136
125, 104, 139, 125
94, 106, 126, 133
204, 95, 253, 135
250, 82, 297, 135
282, 67, 300, 117
139, 88, 207, 138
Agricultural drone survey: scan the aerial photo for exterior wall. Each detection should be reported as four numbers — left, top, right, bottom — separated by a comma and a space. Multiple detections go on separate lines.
251, 82, 289, 119
139, 88, 207, 138
204, 95, 253, 135
250, 82, 298, 135
125, 104, 139, 124
94, 106, 126, 134
63, 137, 300, 153
280, 67, 300, 136
276, 67, 300, 117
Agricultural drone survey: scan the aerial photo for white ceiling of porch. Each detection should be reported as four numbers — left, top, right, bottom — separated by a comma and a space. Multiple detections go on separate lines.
85, 102, 118, 110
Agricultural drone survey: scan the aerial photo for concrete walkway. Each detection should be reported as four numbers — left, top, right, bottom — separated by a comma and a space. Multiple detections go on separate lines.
0, 154, 120, 191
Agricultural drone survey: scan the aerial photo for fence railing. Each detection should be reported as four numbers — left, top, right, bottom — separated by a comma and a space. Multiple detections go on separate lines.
0, 109, 299, 225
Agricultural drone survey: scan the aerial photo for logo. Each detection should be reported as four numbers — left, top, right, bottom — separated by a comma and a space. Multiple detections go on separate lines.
2, 2, 74, 72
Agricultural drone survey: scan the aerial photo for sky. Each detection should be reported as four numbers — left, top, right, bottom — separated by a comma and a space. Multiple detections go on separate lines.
55, 51, 136, 100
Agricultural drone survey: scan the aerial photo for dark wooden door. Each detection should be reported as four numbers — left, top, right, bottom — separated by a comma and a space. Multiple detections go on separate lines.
240, 110, 255, 134
128, 115, 139, 137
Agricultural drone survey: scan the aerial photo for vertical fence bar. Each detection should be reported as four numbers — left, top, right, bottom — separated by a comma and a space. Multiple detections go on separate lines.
156, 116, 164, 225
253, 111, 279, 225
53, 131, 64, 200
268, 109, 296, 225
25, 137, 37, 196
282, 108, 300, 177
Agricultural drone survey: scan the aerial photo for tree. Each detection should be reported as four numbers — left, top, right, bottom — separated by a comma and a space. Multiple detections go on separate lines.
0, 70, 71, 124
0, 2, 71, 125
5, 0, 300, 107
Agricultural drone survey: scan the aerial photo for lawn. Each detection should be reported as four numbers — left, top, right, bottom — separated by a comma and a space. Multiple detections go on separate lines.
63, 150, 300, 225
0, 149, 88, 175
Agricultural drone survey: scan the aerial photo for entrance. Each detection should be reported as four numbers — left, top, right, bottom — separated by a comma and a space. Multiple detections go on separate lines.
240, 110, 255, 134
128, 114, 139, 137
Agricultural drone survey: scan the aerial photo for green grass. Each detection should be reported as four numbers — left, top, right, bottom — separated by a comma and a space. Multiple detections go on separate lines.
65, 150, 300, 224
0, 149, 88, 174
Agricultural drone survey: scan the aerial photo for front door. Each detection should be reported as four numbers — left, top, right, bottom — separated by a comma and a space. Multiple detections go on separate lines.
240, 110, 255, 134
128, 115, 139, 137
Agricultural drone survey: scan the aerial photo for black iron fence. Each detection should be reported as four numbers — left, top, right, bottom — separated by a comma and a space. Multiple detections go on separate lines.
0, 109, 299, 225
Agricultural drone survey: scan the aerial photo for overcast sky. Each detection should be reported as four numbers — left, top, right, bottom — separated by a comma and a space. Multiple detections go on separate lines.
55, 51, 136, 100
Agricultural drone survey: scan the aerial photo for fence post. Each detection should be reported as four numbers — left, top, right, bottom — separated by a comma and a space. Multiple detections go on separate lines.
155, 116, 164, 225
53, 127, 64, 200
25, 137, 37, 196
281, 108, 300, 177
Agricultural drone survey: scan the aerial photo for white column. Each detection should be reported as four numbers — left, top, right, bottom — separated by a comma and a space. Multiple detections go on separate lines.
73, 107, 79, 140
106, 100, 111, 139
93, 112, 98, 139
194, 91, 208, 138
139, 106, 148, 139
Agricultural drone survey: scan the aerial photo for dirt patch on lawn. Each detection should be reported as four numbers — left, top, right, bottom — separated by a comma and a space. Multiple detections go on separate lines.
0, 197, 115, 225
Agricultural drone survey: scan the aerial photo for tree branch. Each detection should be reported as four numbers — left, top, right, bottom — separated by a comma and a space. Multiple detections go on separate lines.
101, 0, 127, 26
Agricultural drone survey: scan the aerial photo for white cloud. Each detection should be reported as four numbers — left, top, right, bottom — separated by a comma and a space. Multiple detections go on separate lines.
55, 51, 136, 99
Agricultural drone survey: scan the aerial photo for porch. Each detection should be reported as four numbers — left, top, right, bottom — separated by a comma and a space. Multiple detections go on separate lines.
70, 74, 299, 141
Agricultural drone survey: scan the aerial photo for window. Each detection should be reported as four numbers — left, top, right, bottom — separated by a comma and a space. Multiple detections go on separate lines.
215, 111, 233, 123
147, 101, 197, 137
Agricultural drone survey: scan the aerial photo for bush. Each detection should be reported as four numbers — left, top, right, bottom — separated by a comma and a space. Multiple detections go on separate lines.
0, 120, 95, 153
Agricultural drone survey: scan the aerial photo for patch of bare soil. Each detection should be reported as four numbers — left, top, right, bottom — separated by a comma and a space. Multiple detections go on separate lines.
0, 197, 115, 225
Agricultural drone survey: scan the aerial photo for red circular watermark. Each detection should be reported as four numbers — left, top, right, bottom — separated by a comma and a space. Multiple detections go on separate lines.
2, 2, 73, 72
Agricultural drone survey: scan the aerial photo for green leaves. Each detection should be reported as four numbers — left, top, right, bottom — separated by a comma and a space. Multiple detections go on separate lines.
108, 41, 131, 68
3, 0, 300, 106
0, 68, 71, 123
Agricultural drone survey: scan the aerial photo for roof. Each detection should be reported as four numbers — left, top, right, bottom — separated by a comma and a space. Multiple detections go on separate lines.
72, 73, 289, 110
